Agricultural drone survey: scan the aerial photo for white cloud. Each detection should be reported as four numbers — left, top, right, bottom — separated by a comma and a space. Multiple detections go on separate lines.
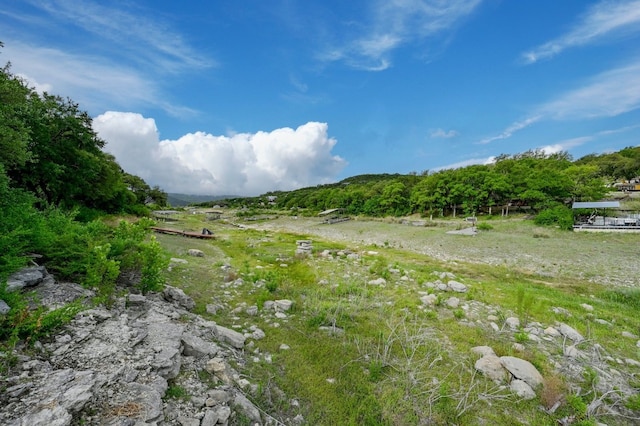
522, 0, 640, 64
478, 115, 542, 144
25, 0, 212, 73
3, 42, 193, 117
434, 156, 495, 171
430, 128, 459, 138
480, 58, 640, 144
539, 60, 640, 119
93, 112, 347, 196
538, 137, 592, 156
15, 73, 52, 94
321, 0, 481, 70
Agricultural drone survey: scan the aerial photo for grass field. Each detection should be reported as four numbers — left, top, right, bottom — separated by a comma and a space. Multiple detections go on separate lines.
156, 210, 640, 425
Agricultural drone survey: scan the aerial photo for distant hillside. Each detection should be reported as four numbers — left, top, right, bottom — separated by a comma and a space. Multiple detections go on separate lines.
167, 193, 236, 207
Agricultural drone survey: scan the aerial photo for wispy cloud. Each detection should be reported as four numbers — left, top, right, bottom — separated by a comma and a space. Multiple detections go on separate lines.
539, 59, 640, 119
478, 115, 542, 144
480, 58, 640, 144
320, 0, 482, 70
430, 128, 459, 139
522, 0, 640, 64
3, 41, 193, 117
24, 0, 214, 73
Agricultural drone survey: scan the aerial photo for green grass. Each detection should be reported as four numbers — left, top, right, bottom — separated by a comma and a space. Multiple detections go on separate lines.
153, 210, 640, 425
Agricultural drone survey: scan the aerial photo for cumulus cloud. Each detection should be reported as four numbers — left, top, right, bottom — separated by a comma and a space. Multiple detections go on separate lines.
93, 112, 347, 196
430, 128, 459, 139
522, 0, 640, 64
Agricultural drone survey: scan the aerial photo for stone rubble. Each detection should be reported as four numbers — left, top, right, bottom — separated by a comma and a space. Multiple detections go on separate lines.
0, 267, 297, 426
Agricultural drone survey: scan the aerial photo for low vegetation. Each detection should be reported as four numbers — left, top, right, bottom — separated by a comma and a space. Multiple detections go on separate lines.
155, 210, 640, 425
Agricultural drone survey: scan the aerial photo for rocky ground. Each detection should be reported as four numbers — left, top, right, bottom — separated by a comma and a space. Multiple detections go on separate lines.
2, 215, 640, 425
0, 266, 293, 426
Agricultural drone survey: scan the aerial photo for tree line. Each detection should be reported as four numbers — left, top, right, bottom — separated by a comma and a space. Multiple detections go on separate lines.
215, 148, 640, 219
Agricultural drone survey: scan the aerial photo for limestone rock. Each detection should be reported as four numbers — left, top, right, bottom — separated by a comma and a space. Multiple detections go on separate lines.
234, 393, 262, 424
557, 323, 584, 343
182, 333, 219, 358
446, 297, 460, 308
187, 249, 204, 257
6, 265, 48, 292
368, 278, 387, 286
163, 286, 196, 311
471, 346, 496, 357
500, 356, 543, 388
215, 325, 246, 349
505, 317, 520, 329
510, 379, 536, 400
274, 299, 293, 312
0, 299, 10, 315
447, 280, 468, 293
475, 355, 507, 383
420, 294, 438, 306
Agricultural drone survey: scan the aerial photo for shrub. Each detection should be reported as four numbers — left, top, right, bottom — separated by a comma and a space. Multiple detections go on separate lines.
476, 222, 493, 231
137, 236, 168, 294
534, 205, 573, 230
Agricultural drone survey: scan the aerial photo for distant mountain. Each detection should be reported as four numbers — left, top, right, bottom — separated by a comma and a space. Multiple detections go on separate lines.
167, 193, 237, 207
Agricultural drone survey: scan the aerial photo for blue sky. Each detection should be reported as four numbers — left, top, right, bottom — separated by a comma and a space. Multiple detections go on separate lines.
2, 0, 640, 196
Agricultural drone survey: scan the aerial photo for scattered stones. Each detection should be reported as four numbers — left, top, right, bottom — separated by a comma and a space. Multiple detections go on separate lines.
544, 327, 561, 337
0, 300, 10, 315
295, 240, 313, 257
557, 323, 584, 343
471, 346, 496, 357
580, 303, 594, 312
187, 249, 204, 257
621, 331, 638, 339
510, 379, 536, 400
163, 286, 196, 311
447, 280, 468, 293
368, 278, 387, 286
445, 297, 460, 308
274, 299, 294, 312
475, 355, 507, 383
500, 356, 543, 388
6, 265, 49, 292
505, 317, 520, 330
420, 294, 438, 306
215, 325, 246, 349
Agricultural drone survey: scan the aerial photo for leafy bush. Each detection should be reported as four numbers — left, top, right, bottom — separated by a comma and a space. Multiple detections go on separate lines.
137, 236, 168, 294
534, 205, 573, 230
476, 222, 493, 231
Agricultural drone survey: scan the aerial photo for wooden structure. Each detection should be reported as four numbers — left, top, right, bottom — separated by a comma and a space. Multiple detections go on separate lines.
150, 226, 215, 239
318, 208, 350, 224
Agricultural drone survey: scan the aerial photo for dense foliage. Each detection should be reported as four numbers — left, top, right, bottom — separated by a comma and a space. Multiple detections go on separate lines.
0, 50, 169, 348
0, 62, 166, 218
211, 148, 640, 219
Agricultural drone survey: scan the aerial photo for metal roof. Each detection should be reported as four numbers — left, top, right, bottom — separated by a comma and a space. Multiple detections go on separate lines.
318, 208, 343, 216
572, 201, 620, 209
